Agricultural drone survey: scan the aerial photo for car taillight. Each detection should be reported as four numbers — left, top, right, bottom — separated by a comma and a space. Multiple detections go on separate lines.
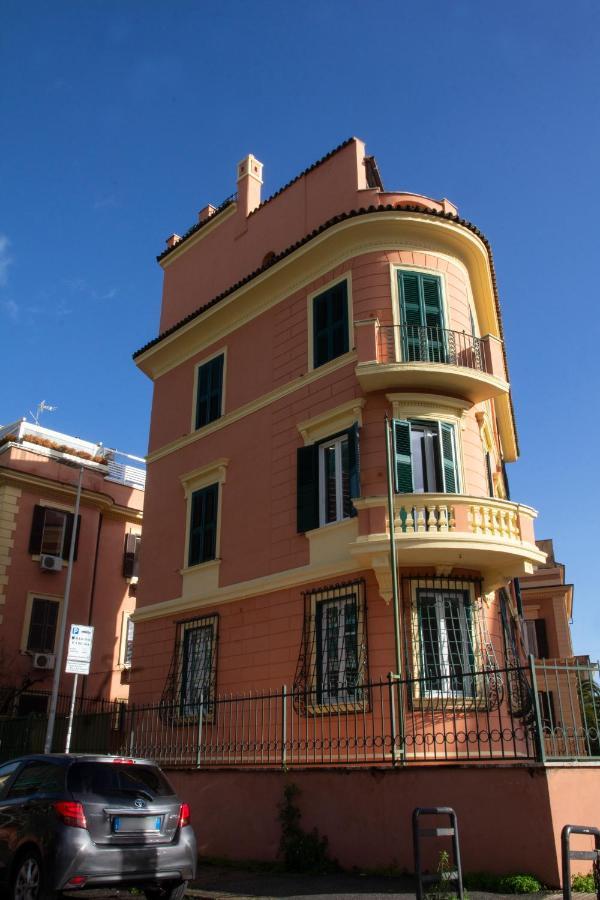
111, 757, 135, 764
54, 801, 87, 829
178, 803, 190, 828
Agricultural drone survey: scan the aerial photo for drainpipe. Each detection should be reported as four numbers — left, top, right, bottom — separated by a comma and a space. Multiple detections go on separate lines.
385, 415, 406, 759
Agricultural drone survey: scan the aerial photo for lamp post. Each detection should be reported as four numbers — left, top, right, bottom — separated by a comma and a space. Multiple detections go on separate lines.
44, 466, 83, 754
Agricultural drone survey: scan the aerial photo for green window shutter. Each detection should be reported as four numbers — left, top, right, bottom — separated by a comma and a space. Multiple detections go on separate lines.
189, 484, 218, 566
347, 422, 360, 515
28, 505, 45, 555
392, 419, 413, 493
313, 281, 349, 368
440, 423, 458, 493
398, 271, 444, 362
398, 272, 422, 326
297, 444, 319, 533
421, 275, 443, 329
196, 355, 224, 429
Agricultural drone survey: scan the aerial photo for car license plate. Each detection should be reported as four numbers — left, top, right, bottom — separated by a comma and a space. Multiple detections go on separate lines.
112, 816, 162, 833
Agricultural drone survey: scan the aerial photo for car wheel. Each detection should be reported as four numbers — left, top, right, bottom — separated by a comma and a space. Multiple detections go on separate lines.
11, 852, 46, 900
144, 880, 187, 900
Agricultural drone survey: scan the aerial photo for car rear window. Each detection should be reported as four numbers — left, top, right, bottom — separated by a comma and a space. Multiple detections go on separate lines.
67, 762, 175, 798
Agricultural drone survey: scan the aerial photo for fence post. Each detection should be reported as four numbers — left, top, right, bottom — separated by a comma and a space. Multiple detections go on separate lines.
196, 691, 204, 768
128, 704, 136, 757
388, 673, 398, 766
281, 685, 288, 769
529, 655, 547, 764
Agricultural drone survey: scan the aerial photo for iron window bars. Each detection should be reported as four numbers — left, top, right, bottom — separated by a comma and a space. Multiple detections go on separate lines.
160, 614, 218, 718
294, 579, 368, 713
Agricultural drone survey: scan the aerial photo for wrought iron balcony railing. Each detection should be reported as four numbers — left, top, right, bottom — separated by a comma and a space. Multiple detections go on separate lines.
377, 324, 490, 372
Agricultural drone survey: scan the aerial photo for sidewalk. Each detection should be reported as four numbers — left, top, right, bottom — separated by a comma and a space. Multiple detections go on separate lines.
188, 865, 582, 900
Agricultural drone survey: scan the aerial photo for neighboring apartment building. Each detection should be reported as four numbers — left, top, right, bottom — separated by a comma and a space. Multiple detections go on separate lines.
0, 419, 145, 711
131, 136, 546, 707
521, 539, 574, 662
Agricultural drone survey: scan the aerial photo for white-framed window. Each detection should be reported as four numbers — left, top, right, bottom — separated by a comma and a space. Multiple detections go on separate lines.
177, 615, 218, 717
29, 505, 80, 560
315, 591, 360, 705
297, 425, 360, 533
119, 613, 135, 668
393, 419, 459, 494
318, 434, 351, 526
416, 588, 475, 696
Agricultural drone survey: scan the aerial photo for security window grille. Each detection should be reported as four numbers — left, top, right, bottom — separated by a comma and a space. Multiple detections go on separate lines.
297, 424, 360, 533
417, 589, 475, 696
29, 505, 80, 561
123, 533, 141, 578
392, 419, 458, 494
294, 579, 367, 710
160, 615, 218, 716
313, 280, 349, 368
538, 690, 558, 731
188, 483, 218, 567
27, 598, 59, 653
195, 354, 224, 430
397, 270, 445, 362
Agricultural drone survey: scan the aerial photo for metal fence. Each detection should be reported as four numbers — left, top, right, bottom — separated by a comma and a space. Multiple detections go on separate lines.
1, 661, 598, 768
377, 324, 490, 372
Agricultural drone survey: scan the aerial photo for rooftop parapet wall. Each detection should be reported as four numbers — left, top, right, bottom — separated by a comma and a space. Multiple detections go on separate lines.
157, 138, 458, 333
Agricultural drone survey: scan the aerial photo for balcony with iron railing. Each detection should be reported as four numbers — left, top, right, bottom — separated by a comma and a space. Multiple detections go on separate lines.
355, 320, 510, 403
351, 494, 546, 594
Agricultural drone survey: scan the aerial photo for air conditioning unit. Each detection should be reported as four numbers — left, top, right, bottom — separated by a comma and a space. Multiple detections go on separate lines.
32, 652, 55, 670
40, 555, 62, 572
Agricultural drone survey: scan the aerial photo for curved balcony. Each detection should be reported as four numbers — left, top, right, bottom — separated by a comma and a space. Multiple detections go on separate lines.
351, 494, 546, 596
355, 319, 509, 403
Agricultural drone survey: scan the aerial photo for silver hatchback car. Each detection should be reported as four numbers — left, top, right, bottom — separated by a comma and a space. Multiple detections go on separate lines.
0, 754, 197, 900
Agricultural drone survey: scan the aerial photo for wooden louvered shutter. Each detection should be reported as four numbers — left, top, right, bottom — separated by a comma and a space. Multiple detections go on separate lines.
297, 444, 319, 533
392, 420, 413, 493
440, 423, 458, 494
347, 423, 360, 516
196, 355, 224, 429
421, 275, 445, 362
398, 272, 422, 361
62, 514, 81, 561
28, 505, 45, 554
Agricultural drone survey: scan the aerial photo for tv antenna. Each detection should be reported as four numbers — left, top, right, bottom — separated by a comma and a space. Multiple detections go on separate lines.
30, 400, 57, 426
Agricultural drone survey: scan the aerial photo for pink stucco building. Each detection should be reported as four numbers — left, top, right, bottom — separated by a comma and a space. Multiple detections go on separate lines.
0, 419, 144, 711
130, 139, 599, 884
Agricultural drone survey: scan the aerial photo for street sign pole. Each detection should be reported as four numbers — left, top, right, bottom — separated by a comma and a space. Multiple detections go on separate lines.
65, 674, 79, 754
63, 623, 94, 753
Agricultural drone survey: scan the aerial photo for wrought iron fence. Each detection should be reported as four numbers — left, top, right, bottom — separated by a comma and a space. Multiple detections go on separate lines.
1, 661, 598, 768
377, 325, 490, 372
532, 658, 600, 761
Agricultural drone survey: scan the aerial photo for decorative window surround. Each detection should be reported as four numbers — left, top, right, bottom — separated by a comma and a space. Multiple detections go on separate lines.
387, 393, 471, 424
297, 398, 365, 445
20, 592, 63, 653
191, 347, 227, 432
180, 458, 228, 599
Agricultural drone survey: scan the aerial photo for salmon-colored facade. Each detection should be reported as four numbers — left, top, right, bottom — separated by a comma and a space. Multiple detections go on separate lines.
0, 420, 144, 710
131, 139, 600, 882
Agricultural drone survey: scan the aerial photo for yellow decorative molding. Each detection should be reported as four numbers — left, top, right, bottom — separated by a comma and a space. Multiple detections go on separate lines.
305, 518, 359, 567
0, 471, 142, 520
180, 458, 229, 496
147, 352, 357, 464
0, 484, 21, 613
386, 392, 471, 422
297, 398, 365, 445
132, 556, 363, 624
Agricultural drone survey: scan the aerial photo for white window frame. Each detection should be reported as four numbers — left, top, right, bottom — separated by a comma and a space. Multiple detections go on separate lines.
119, 612, 135, 668
415, 587, 477, 698
318, 434, 349, 526
40, 508, 68, 557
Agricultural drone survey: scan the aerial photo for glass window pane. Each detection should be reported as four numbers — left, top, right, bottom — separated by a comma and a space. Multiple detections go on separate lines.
41, 509, 66, 556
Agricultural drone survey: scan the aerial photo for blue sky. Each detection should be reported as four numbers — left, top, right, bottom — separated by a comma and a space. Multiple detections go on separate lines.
1, 1, 598, 658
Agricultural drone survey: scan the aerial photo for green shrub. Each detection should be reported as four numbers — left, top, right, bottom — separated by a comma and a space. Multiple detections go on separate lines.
278, 783, 337, 874
572, 873, 596, 893
464, 872, 543, 893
